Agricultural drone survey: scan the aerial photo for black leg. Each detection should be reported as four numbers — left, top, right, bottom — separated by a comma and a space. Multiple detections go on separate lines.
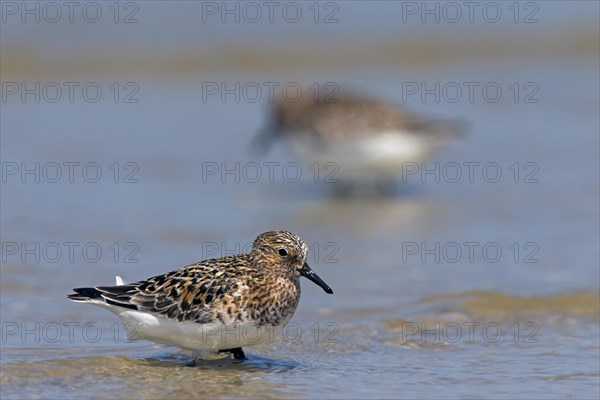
374, 177, 398, 197
218, 347, 246, 360
331, 181, 355, 198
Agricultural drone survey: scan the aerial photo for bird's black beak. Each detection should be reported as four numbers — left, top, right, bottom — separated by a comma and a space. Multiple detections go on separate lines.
300, 263, 333, 294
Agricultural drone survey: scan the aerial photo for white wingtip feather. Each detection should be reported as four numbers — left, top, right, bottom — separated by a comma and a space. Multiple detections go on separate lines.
115, 275, 125, 286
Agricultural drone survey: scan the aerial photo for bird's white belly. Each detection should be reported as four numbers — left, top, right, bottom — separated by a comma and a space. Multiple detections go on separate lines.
289, 131, 431, 178
114, 308, 289, 351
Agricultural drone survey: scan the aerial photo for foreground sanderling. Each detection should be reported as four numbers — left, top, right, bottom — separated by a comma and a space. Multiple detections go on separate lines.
253, 92, 467, 188
68, 231, 333, 360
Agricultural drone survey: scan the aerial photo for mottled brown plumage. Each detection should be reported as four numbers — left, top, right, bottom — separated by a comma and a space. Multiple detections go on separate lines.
256, 93, 466, 146
68, 231, 333, 359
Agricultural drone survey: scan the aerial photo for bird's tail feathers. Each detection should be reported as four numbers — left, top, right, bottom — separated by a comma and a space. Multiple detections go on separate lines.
67, 287, 103, 302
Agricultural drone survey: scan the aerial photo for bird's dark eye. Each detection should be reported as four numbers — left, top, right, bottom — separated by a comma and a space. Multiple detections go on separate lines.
278, 248, 288, 257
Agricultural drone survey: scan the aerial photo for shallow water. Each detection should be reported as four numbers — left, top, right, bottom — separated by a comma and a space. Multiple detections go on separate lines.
2, 290, 598, 399
1, 2, 599, 399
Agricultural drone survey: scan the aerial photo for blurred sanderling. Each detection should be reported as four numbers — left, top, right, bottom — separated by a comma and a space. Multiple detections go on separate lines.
253, 91, 467, 191
68, 231, 333, 360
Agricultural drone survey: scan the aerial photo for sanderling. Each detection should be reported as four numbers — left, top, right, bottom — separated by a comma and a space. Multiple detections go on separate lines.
253, 92, 467, 189
68, 231, 333, 360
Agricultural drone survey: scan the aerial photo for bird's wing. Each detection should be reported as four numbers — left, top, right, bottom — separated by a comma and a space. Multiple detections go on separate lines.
74, 262, 241, 323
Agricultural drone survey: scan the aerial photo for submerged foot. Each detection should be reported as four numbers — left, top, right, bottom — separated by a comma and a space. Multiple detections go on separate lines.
219, 347, 246, 360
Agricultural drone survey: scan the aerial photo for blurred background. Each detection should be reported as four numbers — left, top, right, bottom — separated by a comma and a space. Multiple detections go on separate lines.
1, 1, 599, 399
